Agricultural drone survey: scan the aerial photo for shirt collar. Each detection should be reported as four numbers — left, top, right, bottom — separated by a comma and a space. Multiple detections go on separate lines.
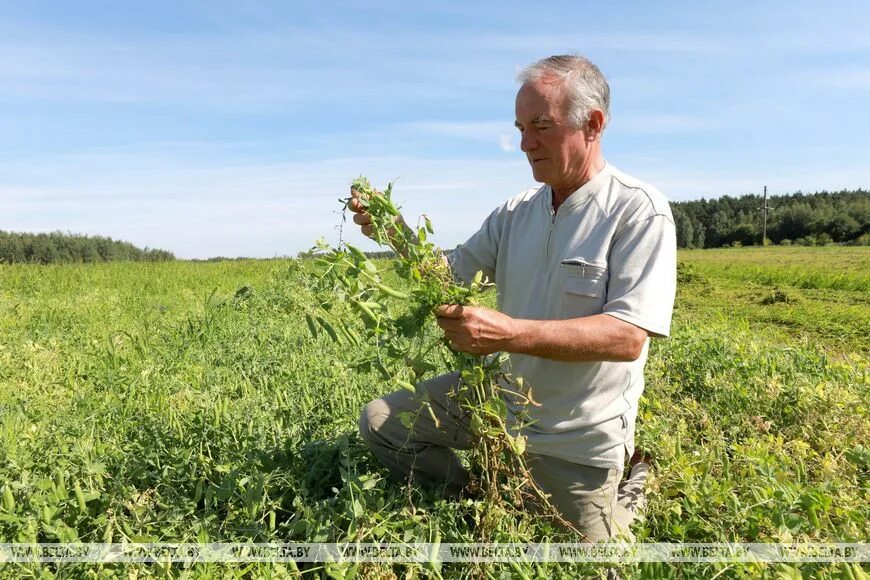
549, 161, 613, 214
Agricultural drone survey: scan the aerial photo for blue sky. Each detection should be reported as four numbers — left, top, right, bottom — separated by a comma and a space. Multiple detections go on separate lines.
2, 1, 869, 258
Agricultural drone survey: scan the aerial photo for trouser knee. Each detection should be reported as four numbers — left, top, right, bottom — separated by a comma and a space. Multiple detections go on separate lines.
358, 398, 389, 445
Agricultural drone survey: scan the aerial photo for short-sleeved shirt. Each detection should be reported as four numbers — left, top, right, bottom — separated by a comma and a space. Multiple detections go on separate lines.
448, 162, 676, 469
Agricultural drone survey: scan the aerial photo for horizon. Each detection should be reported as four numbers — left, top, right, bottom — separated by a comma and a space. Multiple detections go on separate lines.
2, 1, 869, 259
3, 186, 866, 259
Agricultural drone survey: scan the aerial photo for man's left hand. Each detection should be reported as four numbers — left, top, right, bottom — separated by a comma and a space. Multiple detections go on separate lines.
435, 304, 516, 355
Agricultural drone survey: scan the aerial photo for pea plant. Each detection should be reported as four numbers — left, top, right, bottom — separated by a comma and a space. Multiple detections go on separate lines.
304, 177, 580, 539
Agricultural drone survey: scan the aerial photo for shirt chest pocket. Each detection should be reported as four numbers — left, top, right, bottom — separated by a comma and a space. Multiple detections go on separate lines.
560, 258, 608, 318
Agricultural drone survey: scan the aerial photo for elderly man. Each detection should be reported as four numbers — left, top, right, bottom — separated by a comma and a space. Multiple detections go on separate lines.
349, 55, 676, 542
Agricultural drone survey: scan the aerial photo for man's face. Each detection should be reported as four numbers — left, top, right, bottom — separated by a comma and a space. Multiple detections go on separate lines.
515, 78, 592, 194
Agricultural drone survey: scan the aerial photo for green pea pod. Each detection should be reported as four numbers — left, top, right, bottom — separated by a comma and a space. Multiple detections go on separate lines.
269, 510, 276, 530
305, 313, 319, 338
345, 244, 368, 263
2, 486, 14, 512
808, 505, 820, 529
74, 482, 87, 513
337, 321, 360, 346
470, 414, 485, 436
374, 282, 409, 300
394, 379, 416, 393
194, 479, 204, 504
55, 472, 68, 500
316, 316, 340, 343
370, 195, 400, 217
351, 299, 378, 324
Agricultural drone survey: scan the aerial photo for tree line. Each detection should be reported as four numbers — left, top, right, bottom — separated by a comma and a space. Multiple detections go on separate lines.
671, 189, 869, 248
3, 188, 869, 263
0, 231, 175, 264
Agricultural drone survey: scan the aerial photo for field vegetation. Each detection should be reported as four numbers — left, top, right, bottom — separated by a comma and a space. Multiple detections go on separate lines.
0, 247, 867, 578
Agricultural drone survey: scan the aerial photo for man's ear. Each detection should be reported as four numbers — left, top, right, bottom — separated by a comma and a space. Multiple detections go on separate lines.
585, 109, 606, 141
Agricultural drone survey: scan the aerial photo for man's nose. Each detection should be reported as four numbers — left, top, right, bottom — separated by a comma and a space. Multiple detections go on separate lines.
520, 131, 537, 152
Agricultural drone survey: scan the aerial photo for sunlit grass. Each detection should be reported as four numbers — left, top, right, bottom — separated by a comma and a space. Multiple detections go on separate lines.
0, 248, 867, 578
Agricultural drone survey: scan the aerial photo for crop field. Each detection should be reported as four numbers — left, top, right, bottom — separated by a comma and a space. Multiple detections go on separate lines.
0, 247, 867, 578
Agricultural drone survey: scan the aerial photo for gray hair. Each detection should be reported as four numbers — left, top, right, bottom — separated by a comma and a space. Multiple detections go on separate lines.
517, 55, 611, 130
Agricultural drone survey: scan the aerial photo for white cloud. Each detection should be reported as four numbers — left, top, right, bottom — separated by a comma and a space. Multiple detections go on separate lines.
0, 144, 534, 258
817, 67, 870, 90
401, 120, 519, 153
499, 134, 517, 152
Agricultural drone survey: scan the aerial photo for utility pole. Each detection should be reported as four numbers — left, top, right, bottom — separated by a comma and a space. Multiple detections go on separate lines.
759, 185, 772, 246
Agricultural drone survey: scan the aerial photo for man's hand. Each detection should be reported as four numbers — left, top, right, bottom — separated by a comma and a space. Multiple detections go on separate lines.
436, 306, 649, 362
435, 304, 516, 356
347, 186, 377, 239
347, 185, 410, 246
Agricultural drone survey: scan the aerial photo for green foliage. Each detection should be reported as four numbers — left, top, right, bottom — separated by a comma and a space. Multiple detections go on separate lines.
0, 230, 175, 264
0, 247, 867, 577
304, 176, 575, 538
672, 189, 869, 248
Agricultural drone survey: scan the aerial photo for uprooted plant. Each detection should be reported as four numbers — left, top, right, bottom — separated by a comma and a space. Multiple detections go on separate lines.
303, 176, 581, 540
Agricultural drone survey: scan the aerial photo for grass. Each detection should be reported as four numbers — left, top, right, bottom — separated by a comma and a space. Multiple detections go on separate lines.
0, 247, 867, 578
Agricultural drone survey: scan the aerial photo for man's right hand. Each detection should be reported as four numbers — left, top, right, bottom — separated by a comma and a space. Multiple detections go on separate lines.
347, 186, 376, 239
347, 185, 410, 246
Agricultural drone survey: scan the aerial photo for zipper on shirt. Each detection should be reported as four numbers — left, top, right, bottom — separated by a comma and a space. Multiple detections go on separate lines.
545, 193, 557, 263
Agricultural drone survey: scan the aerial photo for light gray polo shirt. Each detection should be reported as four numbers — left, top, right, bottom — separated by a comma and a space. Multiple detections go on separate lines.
448, 162, 676, 469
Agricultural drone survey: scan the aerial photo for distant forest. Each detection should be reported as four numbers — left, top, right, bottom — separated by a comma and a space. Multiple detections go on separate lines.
672, 189, 869, 248
0, 231, 175, 264
2, 190, 868, 264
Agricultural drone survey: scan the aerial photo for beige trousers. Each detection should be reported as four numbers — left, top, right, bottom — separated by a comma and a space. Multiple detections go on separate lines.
358, 371, 648, 542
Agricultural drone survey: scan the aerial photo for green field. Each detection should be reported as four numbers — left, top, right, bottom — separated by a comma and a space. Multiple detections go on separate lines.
0, 247, 868, 578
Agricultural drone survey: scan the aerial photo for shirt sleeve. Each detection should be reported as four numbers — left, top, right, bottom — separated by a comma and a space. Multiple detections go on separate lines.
603, 213, 677, 337
447, 204, 504, 285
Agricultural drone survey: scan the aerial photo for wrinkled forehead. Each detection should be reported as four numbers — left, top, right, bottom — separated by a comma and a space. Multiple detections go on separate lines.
515, 79, 569, 121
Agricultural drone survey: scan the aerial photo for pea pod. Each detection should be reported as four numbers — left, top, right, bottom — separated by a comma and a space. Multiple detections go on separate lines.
194, 479, 204, 504
55, 472, 68, 500
2, 486, 14, 512
351, 299, 379, 324
369, 195, 400, 217
74, 482, 87, 513
305, 313, 319, 338
808, 505, 820, 529
394, 379, 416, 393
337, 320, 360, 346
345, 244, 368, 263
316, 316, 340, 343
374, 281, 409, 300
